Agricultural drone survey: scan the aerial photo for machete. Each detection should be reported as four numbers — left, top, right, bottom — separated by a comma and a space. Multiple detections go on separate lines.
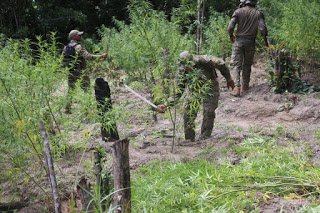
124, 84, 157, 108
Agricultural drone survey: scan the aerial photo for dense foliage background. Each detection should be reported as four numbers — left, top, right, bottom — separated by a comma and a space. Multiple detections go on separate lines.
1, 0, 319, 60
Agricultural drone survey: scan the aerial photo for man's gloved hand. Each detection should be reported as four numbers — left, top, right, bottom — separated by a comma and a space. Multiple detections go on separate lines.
155, 105, 166, 113
230, 35, 235, 43
227, 80, 235, 90
100, 53, 108, 59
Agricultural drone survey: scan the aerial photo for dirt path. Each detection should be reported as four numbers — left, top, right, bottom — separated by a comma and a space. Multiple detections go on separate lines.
109, 64, 320, 169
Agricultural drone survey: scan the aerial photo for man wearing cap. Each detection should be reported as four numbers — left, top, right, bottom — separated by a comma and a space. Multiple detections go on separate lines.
228, 0, 268, 97
62, 30, 108, 113
157, 51, 234, 141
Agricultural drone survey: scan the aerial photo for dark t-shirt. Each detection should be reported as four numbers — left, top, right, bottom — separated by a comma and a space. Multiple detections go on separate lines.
228, 6, 268, 39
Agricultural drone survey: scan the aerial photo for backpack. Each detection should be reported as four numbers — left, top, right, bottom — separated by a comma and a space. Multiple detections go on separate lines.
63, 43, 81, 70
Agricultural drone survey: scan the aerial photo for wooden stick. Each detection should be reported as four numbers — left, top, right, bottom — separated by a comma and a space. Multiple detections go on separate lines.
196, 0, 201, 54
112, 138, 131, 213
94, 149, 102, 188
39, 121, 61, 213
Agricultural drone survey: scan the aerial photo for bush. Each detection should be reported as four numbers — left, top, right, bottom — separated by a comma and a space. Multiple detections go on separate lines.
0, 34, 65, 181
100, 0, 193, 81
260, 0, 320, 60
203, 12, 232, 58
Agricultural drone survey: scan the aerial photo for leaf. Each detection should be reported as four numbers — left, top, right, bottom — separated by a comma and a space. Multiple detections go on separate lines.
81, 129, 90, 139
15, 120, 25, 138
263, 192, 271, 204
285, 193, 301, 200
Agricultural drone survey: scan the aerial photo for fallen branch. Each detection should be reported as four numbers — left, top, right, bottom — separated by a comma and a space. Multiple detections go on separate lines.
39, 121, 61, 213
212, 183, 318, 200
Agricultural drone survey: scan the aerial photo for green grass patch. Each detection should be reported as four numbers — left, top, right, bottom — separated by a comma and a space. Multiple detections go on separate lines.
132, 135, 320, 212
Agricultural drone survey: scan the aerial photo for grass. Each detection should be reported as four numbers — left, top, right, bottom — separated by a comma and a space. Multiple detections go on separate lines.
131, 135, 320, 212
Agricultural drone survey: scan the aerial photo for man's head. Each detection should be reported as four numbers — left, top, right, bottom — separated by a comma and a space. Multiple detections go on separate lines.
179, 51, 195, 71
69, 30, 83, 41
239, 0, 257, 7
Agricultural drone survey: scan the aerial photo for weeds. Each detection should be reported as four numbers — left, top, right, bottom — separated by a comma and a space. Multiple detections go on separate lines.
0, 35, 65, 188
260, 0, 320, 60
132, 135, 320, 212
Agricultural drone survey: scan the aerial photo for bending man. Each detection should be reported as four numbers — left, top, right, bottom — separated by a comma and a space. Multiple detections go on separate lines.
157, 51, 234, 141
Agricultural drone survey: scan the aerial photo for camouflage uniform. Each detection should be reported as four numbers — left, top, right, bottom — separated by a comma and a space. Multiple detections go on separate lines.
62, 40, 102, 110
228, 4, 268, 88
172, 51, 233, 141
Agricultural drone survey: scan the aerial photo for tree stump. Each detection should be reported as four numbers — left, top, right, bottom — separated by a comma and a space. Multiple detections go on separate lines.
112, 138, 131, 213
94, 78, 119, 142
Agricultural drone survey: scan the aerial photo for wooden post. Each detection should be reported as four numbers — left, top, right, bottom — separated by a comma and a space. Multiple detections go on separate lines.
39, 121, 61, 213
76, 176, 92, 211
94, 78, 119, 142
112, 138, 131, 213
94, 149, 102, 189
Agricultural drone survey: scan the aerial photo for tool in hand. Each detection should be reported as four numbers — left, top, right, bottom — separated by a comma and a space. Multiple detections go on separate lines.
124, 84, 157, 109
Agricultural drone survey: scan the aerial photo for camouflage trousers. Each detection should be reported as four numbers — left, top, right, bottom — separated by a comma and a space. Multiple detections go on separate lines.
66, 69, 90, 109
184, 81, 220, 141
230, 37, 256, 87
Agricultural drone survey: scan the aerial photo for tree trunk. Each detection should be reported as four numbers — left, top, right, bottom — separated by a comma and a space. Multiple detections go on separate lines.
39, 121, 61, 213
112, 138, 131, 213
94, 78, 119, 142
196, 0, 200, 54
196, 0, 205, 54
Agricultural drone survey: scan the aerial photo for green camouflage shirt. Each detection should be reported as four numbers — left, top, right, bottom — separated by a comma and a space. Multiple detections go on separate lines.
168, 54, 232, 106
62, 40, 102, 70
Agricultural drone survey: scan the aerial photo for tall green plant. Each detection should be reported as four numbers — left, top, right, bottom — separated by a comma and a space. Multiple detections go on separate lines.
259, 0, 320, 60
101, 0, 193, 81
98, 0, 196, 149
203, 12, 232, 59
0, 34, 66, 191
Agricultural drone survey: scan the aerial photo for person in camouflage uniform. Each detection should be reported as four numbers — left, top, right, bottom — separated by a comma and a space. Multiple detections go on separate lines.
228, 0, 268, 97
161, 51, 234, 141
62, 30, 108, 113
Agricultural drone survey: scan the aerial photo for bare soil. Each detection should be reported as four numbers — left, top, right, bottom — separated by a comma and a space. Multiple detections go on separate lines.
2, 59, 319, 212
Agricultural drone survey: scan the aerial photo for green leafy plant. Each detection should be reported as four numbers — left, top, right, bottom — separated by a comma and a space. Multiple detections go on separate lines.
203, 12, 232, 59
265, 43, 320, 94
132, 135, 320, 212
259, 0, 320, 60
0, 34, 72, 206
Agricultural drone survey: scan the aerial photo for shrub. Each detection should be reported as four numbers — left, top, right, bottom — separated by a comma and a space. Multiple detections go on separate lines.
259, 0, 320, 60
